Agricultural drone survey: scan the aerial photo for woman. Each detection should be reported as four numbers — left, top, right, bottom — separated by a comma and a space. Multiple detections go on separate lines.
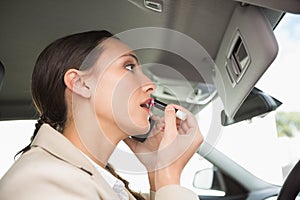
0, 30, 203, 200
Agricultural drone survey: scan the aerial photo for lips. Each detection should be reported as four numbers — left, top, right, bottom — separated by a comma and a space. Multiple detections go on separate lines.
140, 98, 154, 110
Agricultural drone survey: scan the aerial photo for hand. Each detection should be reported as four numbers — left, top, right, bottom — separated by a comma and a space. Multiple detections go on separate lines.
124, 115, 166, 170
124, 104, 203, 190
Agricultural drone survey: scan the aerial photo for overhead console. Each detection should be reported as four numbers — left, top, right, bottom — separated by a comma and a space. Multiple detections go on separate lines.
213, 5, 278, 119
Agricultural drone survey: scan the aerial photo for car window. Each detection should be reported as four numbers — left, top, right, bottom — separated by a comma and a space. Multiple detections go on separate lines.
0, 120, 35, 177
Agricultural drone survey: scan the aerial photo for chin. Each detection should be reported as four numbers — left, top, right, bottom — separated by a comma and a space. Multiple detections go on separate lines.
129, 121, 150, 136
134, 124, 150, 135
116, 118, 150, 136
126, 113, 151, 135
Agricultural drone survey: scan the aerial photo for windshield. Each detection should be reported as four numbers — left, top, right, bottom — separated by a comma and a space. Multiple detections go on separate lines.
215, 13, 300, 186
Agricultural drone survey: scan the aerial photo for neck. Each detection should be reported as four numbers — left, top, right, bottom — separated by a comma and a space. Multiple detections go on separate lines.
63, 121, 121, 168
63, 95, 128, 168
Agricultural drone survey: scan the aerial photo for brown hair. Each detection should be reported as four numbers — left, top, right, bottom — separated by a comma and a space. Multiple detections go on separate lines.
106, 164, 146, 200
17, 30, 112, 155
17, 31, 145, 200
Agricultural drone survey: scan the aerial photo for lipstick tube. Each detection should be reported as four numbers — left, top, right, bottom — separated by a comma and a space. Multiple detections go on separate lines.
152, 98, 187, 120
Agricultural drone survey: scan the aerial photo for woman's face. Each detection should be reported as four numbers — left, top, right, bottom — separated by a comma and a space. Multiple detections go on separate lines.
87, 38, 155, 139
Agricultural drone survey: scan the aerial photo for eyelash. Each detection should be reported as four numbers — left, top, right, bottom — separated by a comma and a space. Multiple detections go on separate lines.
125, 63, 136, 72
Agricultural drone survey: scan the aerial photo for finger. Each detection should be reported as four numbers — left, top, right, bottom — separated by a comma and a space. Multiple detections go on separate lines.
176, 118, 182, 127
176, 118, 182, 124
180, 122, 190, 133
178, 127, 185, 135
164, 105, 178, 140
155, 116, 165, 129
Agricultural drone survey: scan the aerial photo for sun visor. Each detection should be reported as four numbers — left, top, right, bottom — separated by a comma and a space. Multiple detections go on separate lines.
213, 5, 278, 119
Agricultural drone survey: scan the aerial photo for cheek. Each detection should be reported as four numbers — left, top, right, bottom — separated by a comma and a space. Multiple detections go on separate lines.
94, 73, 149, 136
93, 76, 114, 118
111, 74, 150, 135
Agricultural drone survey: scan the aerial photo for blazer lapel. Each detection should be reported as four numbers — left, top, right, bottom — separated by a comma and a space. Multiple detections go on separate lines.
31, 124, 121, 200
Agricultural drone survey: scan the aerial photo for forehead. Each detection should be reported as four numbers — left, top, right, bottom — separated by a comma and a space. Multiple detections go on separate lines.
101, 38, 135, 58
86, 38, 136, 74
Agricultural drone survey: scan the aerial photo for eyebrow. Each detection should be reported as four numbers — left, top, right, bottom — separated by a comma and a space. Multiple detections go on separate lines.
121, 53, 139, 64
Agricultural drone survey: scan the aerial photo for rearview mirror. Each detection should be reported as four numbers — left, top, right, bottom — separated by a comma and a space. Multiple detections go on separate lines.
221, 87, 282, 126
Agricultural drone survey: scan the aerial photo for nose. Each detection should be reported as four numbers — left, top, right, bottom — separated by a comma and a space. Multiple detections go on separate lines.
140, 73, 156, 95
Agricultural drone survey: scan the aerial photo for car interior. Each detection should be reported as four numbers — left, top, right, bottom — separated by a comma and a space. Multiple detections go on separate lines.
0, 0, 300, 199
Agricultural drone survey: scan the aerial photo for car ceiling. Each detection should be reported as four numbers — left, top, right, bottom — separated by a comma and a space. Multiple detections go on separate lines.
0, 0, 297, 120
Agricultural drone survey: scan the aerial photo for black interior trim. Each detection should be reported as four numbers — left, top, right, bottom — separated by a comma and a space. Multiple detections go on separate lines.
277, 160, 300, 200
0, 61, 4, 90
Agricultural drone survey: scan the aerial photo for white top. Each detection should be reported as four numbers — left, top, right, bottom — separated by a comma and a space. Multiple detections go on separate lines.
81, 153, 129, 200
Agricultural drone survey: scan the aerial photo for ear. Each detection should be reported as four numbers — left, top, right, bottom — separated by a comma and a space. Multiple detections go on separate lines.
64, 69, 91, 98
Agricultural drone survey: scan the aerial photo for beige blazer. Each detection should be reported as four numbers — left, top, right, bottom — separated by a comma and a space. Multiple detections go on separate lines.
0, 124, 199, 200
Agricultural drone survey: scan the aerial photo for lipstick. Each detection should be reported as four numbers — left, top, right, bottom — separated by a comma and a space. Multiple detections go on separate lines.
132, 98, 187, 142
151, 98, 187, 120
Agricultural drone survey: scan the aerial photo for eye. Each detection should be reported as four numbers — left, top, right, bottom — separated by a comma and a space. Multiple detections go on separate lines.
125, 63, 136, 72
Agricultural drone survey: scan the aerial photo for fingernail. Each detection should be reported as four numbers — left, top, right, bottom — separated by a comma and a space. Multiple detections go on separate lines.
166, 105, 174, 111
